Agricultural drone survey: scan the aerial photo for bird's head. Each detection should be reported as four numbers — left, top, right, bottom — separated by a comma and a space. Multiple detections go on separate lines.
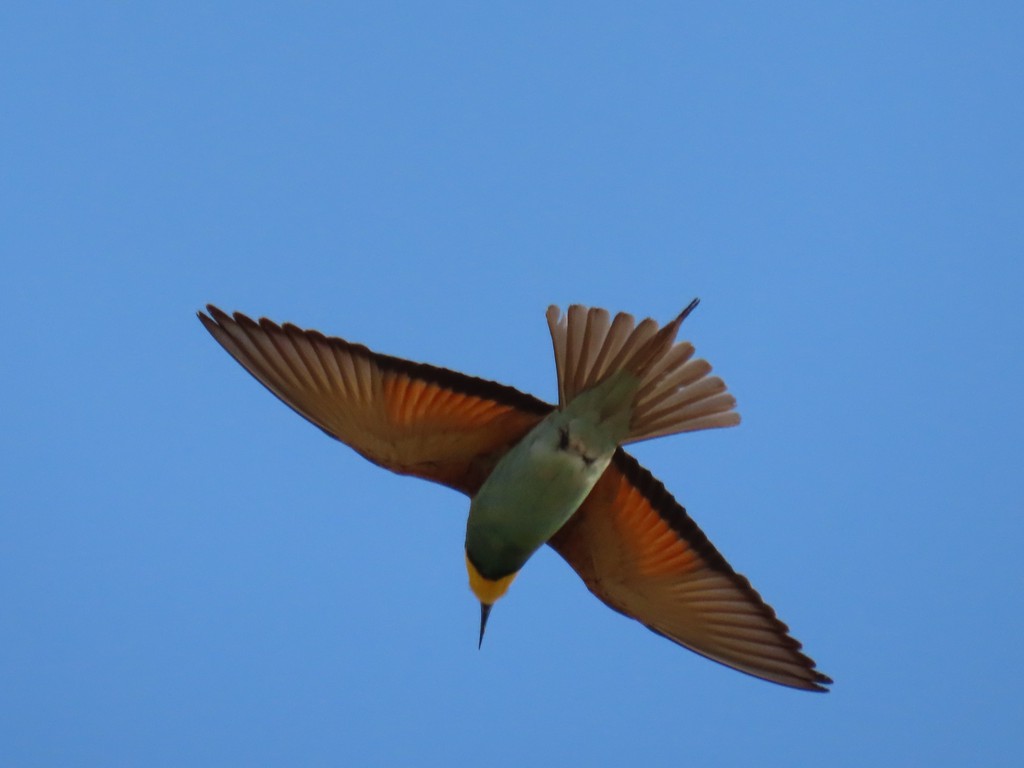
465, 551, 518, 648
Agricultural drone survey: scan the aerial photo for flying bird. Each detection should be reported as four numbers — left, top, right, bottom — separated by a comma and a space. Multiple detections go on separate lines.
199, 302, 831, 692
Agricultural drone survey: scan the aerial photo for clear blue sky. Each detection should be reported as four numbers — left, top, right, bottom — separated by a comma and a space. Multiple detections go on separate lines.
2, 3, 1022, 766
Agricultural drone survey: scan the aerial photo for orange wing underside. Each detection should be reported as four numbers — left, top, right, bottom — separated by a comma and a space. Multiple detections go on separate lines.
609, 472, 704, 579
199, 306, 551, 493
550, 450, 831, 692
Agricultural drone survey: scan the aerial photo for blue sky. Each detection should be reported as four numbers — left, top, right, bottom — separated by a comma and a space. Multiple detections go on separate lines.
2, 3, 1022, 766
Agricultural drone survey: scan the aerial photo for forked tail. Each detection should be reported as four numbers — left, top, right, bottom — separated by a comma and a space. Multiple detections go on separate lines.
545, 301, 740, 444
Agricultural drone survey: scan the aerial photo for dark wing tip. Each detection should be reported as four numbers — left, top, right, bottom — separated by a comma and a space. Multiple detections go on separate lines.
793, 668, 833, 693
203, 304, 228, 320
199, 305, 268, 326
812, 672, 834, 692
197, 305, 223, 333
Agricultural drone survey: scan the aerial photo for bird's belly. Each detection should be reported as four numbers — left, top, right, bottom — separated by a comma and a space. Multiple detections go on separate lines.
465, 419, 612, 578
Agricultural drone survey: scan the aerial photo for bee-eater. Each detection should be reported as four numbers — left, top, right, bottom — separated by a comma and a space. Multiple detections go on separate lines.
199, 302, 831, 692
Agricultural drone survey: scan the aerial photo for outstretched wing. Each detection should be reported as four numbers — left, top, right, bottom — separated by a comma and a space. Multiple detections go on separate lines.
549, 450, 831, 691
199, 306, 553, 494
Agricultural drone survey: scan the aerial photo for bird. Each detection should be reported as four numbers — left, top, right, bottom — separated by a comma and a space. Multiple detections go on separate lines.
198, 301, 831, 692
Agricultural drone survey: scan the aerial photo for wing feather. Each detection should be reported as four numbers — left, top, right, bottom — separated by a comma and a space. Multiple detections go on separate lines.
199, 306, 552, 494
549, 450, 831, 692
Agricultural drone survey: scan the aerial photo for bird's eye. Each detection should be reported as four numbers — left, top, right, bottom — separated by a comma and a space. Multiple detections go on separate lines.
558, 426, 570, 450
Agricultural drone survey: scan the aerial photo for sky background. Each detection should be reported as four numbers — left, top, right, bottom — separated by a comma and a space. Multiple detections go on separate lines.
2, 3, 1022, 766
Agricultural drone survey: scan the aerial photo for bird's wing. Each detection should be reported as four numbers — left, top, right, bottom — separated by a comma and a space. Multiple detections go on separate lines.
199, 306, 553, 494
548, 450, 831, 692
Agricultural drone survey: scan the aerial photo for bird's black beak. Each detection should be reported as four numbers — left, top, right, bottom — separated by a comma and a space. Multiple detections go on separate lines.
478, 602, 493, 649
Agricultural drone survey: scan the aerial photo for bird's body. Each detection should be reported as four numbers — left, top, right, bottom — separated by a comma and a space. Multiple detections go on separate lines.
467, 370, 634, 581
199, 301, 832, 692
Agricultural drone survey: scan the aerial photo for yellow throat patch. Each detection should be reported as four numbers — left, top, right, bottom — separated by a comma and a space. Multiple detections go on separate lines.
465, 552, 517, 605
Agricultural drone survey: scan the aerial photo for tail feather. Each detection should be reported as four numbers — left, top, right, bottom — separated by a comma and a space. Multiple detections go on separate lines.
636, 341, 696, 399
546, 301, 740, 444
587, 311, 633, 384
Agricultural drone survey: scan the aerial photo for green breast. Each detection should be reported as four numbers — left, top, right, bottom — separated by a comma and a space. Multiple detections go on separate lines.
465, 410, 615, 579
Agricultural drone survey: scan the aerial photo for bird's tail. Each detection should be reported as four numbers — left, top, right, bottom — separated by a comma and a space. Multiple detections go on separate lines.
545, 301, 740, 444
